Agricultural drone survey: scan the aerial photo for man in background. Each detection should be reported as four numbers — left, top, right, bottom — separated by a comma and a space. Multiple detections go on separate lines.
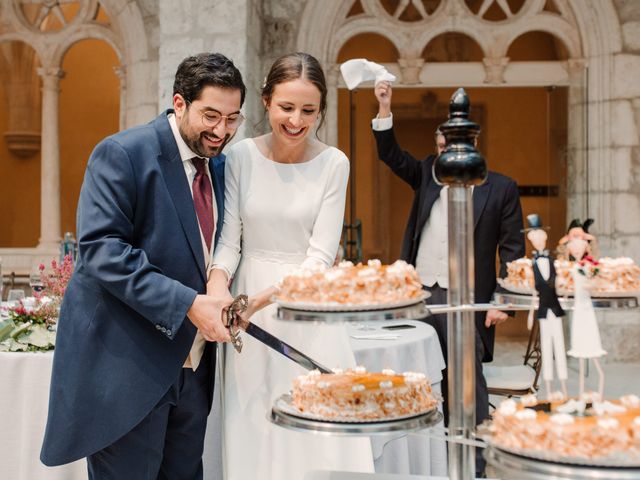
372, 81, 525, 475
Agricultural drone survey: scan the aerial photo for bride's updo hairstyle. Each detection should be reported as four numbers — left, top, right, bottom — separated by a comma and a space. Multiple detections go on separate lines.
262, 52, 328, 131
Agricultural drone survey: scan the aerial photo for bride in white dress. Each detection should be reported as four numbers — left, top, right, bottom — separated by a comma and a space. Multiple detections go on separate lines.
208, 53, 374, 480
565, 236, 607, 399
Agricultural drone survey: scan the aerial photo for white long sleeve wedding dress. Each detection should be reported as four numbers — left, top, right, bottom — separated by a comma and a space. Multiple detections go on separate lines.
212, 138, 374, 480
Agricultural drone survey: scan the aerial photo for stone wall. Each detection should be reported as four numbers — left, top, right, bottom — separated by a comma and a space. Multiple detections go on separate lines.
610, 0, 640, 259
157, 0, 263, 139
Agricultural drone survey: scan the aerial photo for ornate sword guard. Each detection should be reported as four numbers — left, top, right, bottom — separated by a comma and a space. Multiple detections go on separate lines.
226, 294, 249, 353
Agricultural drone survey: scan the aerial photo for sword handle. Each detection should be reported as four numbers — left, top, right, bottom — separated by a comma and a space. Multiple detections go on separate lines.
226, 294, 249, 353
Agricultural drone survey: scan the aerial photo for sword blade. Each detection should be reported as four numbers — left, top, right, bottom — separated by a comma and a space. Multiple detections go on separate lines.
244, 322, 332, 373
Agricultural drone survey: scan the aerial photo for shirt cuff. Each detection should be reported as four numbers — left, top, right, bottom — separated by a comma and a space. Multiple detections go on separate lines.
371, 113, 393, 131
207, 264, 231, 282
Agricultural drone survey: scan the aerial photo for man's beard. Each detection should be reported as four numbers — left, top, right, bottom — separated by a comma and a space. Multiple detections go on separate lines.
187, 131, 232, 158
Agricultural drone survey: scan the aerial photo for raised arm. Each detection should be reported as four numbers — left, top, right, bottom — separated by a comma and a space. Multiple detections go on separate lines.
371, 81, 423, 189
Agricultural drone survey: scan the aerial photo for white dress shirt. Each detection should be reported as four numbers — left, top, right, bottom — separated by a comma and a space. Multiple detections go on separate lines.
168, 113, 216, 370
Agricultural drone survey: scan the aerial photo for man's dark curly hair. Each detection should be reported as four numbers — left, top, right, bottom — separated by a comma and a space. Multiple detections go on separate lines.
173, 53, 246, 106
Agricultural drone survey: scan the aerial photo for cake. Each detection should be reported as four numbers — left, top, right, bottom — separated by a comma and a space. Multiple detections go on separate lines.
291, 367, 438, 420
487, 395, 640, 461
502, 257, 640, 295
277, 259, 424, 305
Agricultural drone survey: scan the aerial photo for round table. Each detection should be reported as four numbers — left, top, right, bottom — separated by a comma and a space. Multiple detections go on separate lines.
347, 319, 447, 477
0, 351, 86, 480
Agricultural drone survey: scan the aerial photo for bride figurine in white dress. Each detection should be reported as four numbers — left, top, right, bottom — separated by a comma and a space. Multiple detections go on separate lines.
565, 235, 607, 400
208, 53, 374, 480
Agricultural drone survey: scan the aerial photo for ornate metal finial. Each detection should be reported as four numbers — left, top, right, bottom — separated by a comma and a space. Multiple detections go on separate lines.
433, 88, 487, 186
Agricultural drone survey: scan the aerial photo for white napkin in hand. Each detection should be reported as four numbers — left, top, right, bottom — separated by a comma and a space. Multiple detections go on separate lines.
339, 59, 397, 90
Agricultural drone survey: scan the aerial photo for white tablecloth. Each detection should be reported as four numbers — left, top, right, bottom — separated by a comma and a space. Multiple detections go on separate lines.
2, 322, 444, 480
348, 320, 447, 477
0, 351, 86, 480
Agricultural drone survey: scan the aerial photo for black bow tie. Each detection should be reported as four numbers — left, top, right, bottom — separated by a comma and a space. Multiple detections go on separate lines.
534, 250, 550, 258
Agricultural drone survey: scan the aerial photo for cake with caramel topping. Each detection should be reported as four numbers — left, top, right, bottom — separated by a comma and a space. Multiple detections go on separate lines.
278, 259, 424, 305
291, 367, 437, 420
487, 395, 640, 461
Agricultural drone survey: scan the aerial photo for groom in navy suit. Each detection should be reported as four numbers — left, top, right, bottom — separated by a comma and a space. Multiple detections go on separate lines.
41, 53, 245, 479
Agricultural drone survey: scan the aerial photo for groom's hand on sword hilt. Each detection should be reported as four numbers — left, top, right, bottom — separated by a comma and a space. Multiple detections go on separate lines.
226, 294, 249, 353
187, 294, 232, 343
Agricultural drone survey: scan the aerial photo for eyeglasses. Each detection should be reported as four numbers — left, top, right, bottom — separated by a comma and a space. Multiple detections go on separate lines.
201, 110, 244, 129
186, 101, 244, 129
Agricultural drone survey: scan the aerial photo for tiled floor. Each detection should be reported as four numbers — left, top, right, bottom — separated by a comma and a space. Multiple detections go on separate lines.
489, 337, 640, 399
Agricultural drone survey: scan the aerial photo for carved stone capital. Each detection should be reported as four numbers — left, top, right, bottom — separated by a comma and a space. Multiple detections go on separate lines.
398, 57, 425, 85
3, 131, 41, 157
36, 67, 65, 92
482, 56, 509, 85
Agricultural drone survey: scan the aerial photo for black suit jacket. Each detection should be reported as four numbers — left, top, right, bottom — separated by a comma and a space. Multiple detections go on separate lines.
373, 126, 525, 362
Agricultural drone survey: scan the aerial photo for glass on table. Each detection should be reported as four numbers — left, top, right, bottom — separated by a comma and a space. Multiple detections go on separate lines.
29, 269, 45, 295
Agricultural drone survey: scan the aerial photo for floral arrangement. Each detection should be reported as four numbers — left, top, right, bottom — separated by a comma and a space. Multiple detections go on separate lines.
577, 255, 600, 278
0, 255, 73, 352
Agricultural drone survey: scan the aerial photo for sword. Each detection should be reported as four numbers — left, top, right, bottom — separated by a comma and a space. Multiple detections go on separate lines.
226, 294, 332, 374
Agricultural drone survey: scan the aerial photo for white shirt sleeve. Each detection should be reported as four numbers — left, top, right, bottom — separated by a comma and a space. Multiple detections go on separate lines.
211, 147, 242, 279
371, 113, 394, 131
301, 151, 350, 268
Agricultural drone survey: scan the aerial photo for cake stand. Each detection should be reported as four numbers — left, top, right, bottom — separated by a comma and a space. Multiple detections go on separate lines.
484, 446, 640, 480
270, 393, 443, 436
493, 291, 639, 310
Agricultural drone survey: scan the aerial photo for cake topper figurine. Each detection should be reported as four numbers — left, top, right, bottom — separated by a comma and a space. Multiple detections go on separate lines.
565, 232, 607, 400
558, 218, 597, 260
524, 214, 568, 398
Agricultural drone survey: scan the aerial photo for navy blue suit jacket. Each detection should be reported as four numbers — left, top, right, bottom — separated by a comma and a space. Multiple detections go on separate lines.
40, 111, 225, 466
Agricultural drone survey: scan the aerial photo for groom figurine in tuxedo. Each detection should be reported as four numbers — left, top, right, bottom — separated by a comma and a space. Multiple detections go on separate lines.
372, 81, 524, 475
41, 53, 245, 479
524, 214, 568, 397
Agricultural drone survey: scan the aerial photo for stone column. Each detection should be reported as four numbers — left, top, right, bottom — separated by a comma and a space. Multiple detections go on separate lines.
36, 67, 65, 253
114, 65, 127, 131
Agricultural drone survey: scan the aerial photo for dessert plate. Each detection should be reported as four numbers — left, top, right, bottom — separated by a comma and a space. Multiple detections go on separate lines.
490, 443, 640, 468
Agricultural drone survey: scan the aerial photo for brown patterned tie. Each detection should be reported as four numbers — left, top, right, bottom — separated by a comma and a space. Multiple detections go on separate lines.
191, 157, 214, 251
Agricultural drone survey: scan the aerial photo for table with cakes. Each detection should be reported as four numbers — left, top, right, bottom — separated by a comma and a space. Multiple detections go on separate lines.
242, 88, 640, 480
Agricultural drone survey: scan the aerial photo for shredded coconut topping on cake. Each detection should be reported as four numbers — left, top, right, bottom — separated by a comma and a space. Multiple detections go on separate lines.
592, 401, 627, 416
498, 399, 517, 416
597, 418, 620, 429
520, 394, 538, 407
621, 394, 640, 408
556, 399, 586, 415
550, 413, 575, 425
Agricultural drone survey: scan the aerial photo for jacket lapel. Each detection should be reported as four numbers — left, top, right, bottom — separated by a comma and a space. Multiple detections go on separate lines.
209, 154, 225, 248
154, 111, 207, 283
473, 177, 491, 229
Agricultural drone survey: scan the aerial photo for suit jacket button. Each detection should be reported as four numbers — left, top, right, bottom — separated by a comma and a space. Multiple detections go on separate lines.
156, 324, 161, 330
166, 329, 172, 336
